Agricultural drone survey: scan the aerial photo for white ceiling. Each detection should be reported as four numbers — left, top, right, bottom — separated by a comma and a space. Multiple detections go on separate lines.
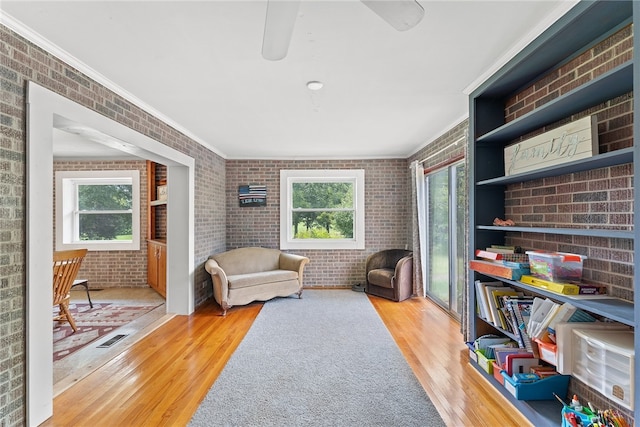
2, 0, 576, 160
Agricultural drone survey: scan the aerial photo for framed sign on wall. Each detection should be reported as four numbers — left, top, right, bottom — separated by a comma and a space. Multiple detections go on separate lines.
238, 184, 267, 207
504, 115, 598, 176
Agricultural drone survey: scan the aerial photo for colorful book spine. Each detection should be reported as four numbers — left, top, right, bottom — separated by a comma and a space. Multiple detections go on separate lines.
504, 297, 535, 353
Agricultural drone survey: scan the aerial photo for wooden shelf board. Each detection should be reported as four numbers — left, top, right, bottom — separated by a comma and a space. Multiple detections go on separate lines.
477, 62, 633, 144
476, 225, 633, 240
474, 273, 635, 327
476, 147, 634, 186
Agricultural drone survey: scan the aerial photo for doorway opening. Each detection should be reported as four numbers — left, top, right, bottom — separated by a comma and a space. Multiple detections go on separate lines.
27, 82, 195, 426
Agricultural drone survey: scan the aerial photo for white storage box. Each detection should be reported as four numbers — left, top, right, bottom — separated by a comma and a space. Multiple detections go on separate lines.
572, 329, 634, 410
555, 322, 630, 375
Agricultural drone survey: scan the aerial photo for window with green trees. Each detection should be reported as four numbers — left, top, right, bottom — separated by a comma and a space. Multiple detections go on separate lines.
55, 170, 140, 251
291, 182, 354, 239
280, 170, 365, 249
77, 183, 133, 241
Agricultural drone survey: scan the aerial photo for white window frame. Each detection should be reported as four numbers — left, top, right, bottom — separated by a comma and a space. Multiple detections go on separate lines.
280, 169, 365, 250
55, 170, 140, 251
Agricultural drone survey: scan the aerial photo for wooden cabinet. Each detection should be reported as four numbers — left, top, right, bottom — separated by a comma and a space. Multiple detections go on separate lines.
147, 161, 167, 297
147, 239, 166, 298
467, 1, 638, 425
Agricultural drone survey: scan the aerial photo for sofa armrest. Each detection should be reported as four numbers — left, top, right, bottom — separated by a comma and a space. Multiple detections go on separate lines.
205, 258, 229, 306
279, 252, 310, 283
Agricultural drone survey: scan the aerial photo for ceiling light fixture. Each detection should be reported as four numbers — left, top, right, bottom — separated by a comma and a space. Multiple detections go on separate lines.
306, 81, 323, 91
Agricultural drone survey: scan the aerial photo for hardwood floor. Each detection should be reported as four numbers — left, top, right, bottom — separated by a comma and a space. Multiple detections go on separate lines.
42, 291, 531, 426
370, 294, 531, 427
55, 288, 167, 393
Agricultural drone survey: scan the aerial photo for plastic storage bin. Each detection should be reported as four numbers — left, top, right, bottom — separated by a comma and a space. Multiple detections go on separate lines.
535, 339, 558, 365
492, 361, 505, 385
475, 350, 494, 374
561, 407, 592, 427
571, 329, 634, 410
525, 251, 586, 283
501, 371, 570, 400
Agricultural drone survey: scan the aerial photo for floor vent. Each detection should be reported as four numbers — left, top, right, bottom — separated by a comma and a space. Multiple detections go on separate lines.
97, 334, 128, 348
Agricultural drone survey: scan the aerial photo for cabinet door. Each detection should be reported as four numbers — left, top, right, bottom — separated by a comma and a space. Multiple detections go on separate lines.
147, 242, 159, 288
157, 244, 167, 298
147, 241, 166, 298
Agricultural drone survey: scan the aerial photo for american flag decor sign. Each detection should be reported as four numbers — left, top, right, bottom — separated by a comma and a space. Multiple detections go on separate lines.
238, 184, 267, 207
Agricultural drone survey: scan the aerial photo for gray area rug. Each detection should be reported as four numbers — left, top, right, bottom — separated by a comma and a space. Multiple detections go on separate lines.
190, 290, 444, 427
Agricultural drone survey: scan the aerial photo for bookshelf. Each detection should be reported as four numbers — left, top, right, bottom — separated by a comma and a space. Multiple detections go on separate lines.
467, 1, 638, 425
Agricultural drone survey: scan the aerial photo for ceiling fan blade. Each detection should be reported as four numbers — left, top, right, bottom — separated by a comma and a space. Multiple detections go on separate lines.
360, 0, 425, 31
262, 0, 301, 61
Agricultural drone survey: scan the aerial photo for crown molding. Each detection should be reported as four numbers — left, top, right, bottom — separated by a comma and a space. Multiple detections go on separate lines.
463, 0, 580, 96
0, 12, 227, 159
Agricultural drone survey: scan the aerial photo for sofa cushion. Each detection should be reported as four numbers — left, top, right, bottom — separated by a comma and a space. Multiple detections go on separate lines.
367, 268, 395, 288
227, 270, 299, 289
213, 247, 281, 276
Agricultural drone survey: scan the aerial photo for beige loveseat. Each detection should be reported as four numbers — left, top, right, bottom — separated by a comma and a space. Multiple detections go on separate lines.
204, 247, 310, 315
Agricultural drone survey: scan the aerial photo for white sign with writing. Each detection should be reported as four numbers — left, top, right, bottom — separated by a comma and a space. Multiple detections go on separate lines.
504, 116, 598, 176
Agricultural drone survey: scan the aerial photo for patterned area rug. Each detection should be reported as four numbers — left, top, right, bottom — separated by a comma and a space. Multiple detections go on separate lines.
53, 302, 161, 362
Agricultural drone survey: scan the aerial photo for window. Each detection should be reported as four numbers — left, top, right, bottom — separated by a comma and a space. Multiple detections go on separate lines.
55, 170, 140, 251
280, 169, 365, 250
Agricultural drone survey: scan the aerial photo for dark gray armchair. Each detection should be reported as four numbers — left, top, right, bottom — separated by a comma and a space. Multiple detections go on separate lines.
365, 249, 414, 302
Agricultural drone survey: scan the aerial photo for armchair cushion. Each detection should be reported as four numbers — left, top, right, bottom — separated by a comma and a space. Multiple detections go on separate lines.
367, 268, 395, 288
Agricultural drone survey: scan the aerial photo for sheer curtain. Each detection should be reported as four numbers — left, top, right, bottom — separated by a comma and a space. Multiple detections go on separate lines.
410, 161, 427, 296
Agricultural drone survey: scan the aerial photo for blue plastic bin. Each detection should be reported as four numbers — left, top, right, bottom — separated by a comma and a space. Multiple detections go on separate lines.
501, 372, 570, 400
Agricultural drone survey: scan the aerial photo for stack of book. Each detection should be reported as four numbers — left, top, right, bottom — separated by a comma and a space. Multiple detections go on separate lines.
475, 280, 534, 352
475, 282, 597, 355
470, 246, 530, 280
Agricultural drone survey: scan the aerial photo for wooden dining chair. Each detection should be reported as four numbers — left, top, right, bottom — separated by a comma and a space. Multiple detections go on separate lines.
53, 248, 88, 333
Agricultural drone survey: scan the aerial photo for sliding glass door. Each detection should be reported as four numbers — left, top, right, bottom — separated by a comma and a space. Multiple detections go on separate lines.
424, 162, 465, 318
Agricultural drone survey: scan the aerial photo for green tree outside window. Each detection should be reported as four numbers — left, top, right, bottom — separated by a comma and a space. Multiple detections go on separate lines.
291, 182, 354, 239
78, 184, 133, 241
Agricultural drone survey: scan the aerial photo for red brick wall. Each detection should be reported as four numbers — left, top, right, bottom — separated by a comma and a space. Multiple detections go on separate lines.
501, 24, 634, 301
409, 122, 467, 168
225, 159, 410, 288
505, 25, 633, 127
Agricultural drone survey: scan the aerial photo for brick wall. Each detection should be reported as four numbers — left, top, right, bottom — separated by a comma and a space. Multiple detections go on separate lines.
225, 159, 410, 288
53, 160, 150, 288
503, 24, 634, 301
408, 122, 467, 169
0, 23, 226, 426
